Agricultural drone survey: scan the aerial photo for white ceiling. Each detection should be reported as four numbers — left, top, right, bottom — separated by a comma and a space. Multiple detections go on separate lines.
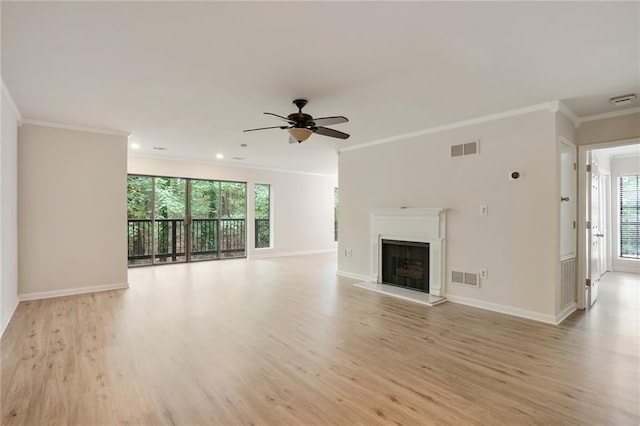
592, 143, 640, 164
2, 2, 639, 175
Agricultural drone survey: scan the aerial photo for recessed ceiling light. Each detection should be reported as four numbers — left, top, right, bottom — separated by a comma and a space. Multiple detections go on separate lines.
216, 153, 224, 159
130, 143, 141, 150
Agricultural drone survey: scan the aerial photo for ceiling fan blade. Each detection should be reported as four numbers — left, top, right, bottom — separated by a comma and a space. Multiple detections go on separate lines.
313, 126, 350, 139
243, 125, 289, 132
312, 116, 348, 126
264, 112, 294, 123
289, 135, 299, 144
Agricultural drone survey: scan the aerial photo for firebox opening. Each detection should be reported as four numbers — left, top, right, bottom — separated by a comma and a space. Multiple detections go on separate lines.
381, 239, 429, 293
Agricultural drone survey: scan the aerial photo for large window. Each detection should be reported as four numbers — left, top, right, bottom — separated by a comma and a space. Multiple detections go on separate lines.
620, 175, 640, 259
254, 183, 270, 248
127, 175, 246, 266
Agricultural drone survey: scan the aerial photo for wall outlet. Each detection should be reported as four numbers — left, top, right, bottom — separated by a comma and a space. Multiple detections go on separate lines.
480, 205, 488, 216
480, 269, 488, 279
348, 249, 353, 257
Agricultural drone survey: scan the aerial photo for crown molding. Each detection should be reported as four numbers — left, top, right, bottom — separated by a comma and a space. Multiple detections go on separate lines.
339, 102, 555, 153
21, 119, 130, 137
0, 76, 23, 123
128, 153, 338, 178
577, 107, 640, 125
551, 101, 579, 128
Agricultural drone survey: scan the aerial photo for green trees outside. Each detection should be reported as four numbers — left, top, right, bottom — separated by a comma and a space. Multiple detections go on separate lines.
127, 175, 248, 264
254, 184, 270, 248
127, 176, 153, 219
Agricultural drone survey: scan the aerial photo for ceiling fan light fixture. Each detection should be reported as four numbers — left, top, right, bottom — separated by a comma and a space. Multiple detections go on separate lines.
288, 127, 312, 142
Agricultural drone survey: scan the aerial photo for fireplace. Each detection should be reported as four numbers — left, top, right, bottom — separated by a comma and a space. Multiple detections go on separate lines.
369, 208, 446, 297
381, 240, 429, 293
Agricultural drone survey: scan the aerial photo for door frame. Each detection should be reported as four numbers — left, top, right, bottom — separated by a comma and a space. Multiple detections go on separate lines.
577, 137, 640, 309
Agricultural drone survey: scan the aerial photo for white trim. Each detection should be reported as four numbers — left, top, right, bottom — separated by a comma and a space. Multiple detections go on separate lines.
612, 266, 640, 274
0, 76, 23, 123
0, 298, 20, 338
555, 303, 577, 325
128, 153, 338, 178
21, 119, 130, 137
250, 248, 336, 260
578, 107, 640, 125
339, 102, 554, 153
446, 294, 556, 324
581, 137, 640, 151
19, 282, 129, 302
336, 270, 371, 282
552, 101, 579, 128
577, 137, 640, 309
353, 282, 446, 307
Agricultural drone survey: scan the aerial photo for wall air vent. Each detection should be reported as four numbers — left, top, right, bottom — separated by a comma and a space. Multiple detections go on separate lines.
451, 270, 480, 287
451, 140, 479, 158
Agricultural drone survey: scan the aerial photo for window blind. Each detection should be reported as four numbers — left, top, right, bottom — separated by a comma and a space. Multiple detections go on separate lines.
620, 174, 640, 259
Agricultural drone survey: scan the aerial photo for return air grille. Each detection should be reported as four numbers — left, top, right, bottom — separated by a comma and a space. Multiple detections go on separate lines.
451, 270, 480, 287
451, 140, 479, 157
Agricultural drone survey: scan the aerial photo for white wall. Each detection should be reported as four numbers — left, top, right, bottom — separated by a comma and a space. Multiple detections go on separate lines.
577, 112, 640, 146
611, 155, 640, 273
338, 109, 559, 322
1, 83, 20, 335
127, 155, 338, 258
18, 124, 128, 298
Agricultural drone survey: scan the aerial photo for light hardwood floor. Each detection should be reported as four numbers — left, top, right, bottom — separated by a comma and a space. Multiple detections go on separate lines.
1, 254, 639, 425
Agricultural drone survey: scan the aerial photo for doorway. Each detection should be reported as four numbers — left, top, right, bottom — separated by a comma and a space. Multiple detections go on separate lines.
578, 140, 640, 309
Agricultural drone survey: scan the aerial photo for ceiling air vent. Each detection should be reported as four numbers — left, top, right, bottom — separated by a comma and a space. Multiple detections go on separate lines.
610, 94, 636, 107
451, 140, 479, 158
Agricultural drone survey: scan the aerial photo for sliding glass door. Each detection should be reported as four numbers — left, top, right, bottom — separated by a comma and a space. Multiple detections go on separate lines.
127, 176, 154, 266
154, 177, 187, 264
190, 179, 220, 261
219, 182, 246, 258
127, 175, 246, 266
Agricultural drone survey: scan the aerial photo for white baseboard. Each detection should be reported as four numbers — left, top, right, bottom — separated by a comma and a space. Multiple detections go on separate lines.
1, 297, 20, 338
445, 294, 556, 325
336, 270, 372, 282
555, 303, 578, 325
612, 266, 640, 274
19, 282, 129, 302
250, 248, 336, 260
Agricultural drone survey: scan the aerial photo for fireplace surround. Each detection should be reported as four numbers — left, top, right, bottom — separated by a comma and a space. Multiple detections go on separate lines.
369, 208, 446, 298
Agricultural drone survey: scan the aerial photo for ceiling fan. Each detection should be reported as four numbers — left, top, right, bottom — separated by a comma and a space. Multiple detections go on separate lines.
243, 99, 349, 144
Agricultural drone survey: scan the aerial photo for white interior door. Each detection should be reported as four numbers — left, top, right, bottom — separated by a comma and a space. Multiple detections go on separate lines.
588, 162, 601, 306
560, 141, 577, 260
597, 174, 609, 276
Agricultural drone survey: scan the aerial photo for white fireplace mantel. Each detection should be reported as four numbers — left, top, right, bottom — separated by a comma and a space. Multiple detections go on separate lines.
370, 208, 446, 297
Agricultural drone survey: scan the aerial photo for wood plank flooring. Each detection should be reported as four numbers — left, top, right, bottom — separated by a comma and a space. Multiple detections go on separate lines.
1, 254, 639, 425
